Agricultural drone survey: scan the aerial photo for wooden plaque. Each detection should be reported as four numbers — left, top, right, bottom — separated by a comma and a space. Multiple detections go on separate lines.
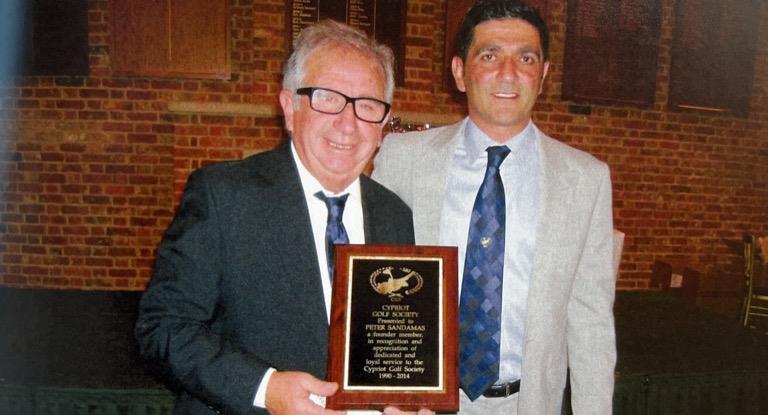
24, 0, 89, 76
326, 245, 459, 412
668, 0, 761, 116
562, 0, 661, 107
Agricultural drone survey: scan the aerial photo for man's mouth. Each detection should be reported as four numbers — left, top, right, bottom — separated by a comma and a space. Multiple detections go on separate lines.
493, 92, 518, 98
328, 140, 352, 150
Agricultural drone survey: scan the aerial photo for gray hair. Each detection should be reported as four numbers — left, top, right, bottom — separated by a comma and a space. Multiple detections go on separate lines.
282, 20, 395, 104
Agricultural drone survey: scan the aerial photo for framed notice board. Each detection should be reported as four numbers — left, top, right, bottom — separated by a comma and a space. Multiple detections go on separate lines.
562, 0, 661, 107
668, 0, 761, 116
110, 0, 230, 79
23, 0, 89, 76
288, 0, 406, 85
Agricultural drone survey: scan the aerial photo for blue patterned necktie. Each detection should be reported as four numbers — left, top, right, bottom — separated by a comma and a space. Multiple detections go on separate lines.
459, 145, 510, 400
315, 191, 350, 280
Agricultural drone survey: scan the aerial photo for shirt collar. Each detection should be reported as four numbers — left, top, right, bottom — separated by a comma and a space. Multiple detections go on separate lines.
290, 140, 361, 201
463, 119, 537, 162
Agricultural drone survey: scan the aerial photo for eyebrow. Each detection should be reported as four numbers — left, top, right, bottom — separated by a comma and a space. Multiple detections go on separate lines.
473, 45, 500, 55
519, 46, 542, 56
474, 44, 542, 59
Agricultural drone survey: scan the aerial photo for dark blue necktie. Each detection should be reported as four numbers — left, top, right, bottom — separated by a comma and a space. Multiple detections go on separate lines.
315, 191, 350, 280
459, 145, 510, 400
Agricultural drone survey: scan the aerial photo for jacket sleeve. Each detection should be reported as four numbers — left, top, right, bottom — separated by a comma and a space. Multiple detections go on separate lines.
135, 168, 269, 415
566, 164, 617, 414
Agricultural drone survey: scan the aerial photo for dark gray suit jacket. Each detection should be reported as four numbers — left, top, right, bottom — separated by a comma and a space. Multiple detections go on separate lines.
136, 140, 414, 414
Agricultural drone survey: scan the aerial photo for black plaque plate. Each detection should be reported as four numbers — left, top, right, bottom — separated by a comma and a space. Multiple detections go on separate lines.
326, 244, 458, 412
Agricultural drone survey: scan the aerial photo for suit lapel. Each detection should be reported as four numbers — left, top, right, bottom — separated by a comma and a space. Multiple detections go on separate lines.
360, 176, 397, 243
250, 141, 329, 325
534, 131, 579, 253
360, 176, 380, 242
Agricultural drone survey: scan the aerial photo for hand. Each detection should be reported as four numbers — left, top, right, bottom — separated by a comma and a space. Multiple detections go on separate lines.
382, 407, 435, 415
265, 371, 345, 415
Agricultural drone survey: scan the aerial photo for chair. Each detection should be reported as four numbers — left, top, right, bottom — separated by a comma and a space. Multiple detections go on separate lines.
649, 259, 702, 305
741, 234, 768, 327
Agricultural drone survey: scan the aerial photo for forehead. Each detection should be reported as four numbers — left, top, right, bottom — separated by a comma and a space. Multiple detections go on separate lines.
470, 18, 542, 53
303, 44, 386, 97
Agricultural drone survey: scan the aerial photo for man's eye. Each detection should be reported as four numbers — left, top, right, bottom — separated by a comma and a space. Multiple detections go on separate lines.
480, 53, 495, 61
358, 101, 375, 112
318, 94, 336, 102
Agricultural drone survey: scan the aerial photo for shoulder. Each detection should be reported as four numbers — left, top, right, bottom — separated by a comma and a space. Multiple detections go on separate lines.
537, 129, 609, 176
380, 121, 464, 153
361, 175, 414, 244
188, 143, 290, 189
373, 120, 464, 178
361, 175, 411, 214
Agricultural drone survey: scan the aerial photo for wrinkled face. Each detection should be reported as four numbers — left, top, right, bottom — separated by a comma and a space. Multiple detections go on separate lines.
279, 45, 388, 193
452, 18, 550, 141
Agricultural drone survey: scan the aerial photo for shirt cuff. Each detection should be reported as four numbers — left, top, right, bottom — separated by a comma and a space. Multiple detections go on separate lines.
252, 368, 380, 413
252, 367, 276, 408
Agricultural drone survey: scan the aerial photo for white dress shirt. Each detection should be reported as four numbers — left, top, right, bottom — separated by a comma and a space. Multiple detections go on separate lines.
439, 120, 541, 385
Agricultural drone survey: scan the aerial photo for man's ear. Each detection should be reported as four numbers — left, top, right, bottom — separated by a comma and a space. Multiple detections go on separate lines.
278, 90, 295, 133
539, 61, 551, 94
451, 56, 467, 93
369, 110, 390, 148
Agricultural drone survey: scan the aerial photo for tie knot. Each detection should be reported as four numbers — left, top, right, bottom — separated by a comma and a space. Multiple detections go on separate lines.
315, 191, 349, 220
486, 146, 510, 170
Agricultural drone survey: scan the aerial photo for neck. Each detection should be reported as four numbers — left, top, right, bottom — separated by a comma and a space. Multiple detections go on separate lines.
471, 118, 530, 143
319, 176, 355, 194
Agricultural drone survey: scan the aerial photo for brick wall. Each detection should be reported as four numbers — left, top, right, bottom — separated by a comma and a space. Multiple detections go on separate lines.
1, 0, 767, 301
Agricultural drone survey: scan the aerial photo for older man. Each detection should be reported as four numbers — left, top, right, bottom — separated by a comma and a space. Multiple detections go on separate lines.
136, 21, 423, 415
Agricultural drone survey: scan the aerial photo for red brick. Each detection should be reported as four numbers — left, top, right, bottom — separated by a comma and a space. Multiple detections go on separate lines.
1, 0, 766, 295
128, 89, 159, 100
79, 89, 109, 99
128, 134, 157, 144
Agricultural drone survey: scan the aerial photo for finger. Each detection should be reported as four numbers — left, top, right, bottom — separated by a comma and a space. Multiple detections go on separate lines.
304, 377, 339, 397
382, 407, 435, 415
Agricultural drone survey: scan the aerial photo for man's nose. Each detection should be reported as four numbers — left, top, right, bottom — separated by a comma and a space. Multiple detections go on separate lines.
498, 58, 518, 81
334, 102, 358, 131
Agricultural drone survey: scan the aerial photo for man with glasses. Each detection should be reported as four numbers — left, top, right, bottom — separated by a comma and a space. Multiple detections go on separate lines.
136, 20, 427, 415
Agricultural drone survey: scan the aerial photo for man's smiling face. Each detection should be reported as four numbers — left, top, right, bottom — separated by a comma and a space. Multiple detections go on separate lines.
452, 18, 550, 141
280, 44, 388, 193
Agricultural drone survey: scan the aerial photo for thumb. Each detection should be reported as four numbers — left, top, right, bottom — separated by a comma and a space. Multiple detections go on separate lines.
304, 377, 339, 398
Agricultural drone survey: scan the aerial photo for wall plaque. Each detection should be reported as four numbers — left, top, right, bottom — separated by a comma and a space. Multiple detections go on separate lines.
23, 0, 89, 76
288, 0, 405, 85
562, 0, 661, 107
668, 0, 760, 116
326, 245, 458, 412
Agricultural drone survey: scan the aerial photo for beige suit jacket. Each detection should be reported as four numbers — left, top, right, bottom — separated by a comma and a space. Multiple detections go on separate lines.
372, 119, 616, 415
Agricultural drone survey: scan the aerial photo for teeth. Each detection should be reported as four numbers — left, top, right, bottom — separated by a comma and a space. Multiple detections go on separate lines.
494, 93, 517, 98
329, 141, 352, 150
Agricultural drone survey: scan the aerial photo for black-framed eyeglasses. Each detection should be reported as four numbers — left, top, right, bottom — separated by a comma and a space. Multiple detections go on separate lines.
296, 87, 391, 124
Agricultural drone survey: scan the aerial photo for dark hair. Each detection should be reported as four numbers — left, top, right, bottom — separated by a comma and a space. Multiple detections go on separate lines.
455, 0, 549, 62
